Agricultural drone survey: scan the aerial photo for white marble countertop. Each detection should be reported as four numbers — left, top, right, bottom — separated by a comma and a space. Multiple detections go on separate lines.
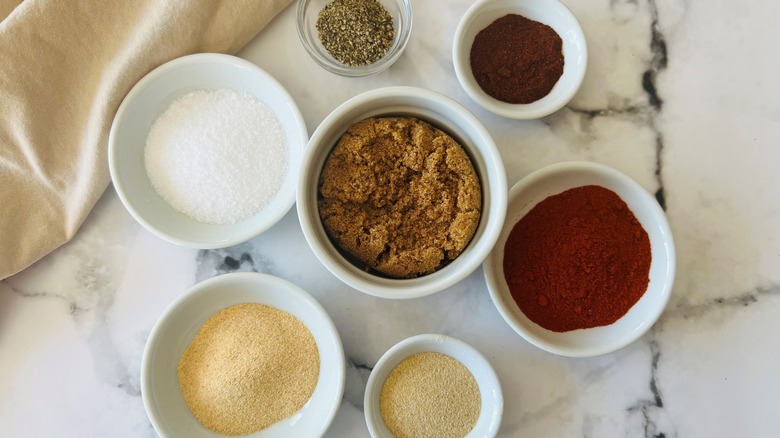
2, 0, 780, 436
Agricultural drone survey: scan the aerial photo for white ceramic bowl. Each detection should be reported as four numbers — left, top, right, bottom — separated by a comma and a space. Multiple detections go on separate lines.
141, 272, 345, 438
453, 0, 587, 119
483, 162, 675, 357
364, 334, 503, 438
296, 86, 507, 299
297, 0, 413, 77
108, 53, 307, 248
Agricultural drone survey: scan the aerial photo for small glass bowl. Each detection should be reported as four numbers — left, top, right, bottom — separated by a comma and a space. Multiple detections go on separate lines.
296, 0, 413, 77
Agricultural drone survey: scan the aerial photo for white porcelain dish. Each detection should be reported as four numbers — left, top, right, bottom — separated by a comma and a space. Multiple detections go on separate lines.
141, 272, 345, 438
297, 0, 413, 77
108, 53, 307, 249
453, 0, 587, 119
296, 86, 507, 299
364, 334, 503, 438
483, 162, 675, 357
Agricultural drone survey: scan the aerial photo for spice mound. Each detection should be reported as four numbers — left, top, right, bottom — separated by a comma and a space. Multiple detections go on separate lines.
503, 185, 651, 332
380, 352, 481, 438
316, 0, 395, 66
470, 14, 564, 104
177, 303, 319, 436
144, 88, 288, 225
318, 116, 482, 279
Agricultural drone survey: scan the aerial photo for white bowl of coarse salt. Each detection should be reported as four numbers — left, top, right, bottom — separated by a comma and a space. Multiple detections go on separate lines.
109, 53, 307, 248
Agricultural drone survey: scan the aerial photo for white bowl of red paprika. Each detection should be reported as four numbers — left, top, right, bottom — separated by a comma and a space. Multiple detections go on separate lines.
452, 0, 587, 119
483, 162, 675, 357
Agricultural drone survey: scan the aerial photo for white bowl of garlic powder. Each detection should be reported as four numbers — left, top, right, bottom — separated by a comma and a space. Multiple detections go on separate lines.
109, 53, 307, 248
141, 272, 345, 438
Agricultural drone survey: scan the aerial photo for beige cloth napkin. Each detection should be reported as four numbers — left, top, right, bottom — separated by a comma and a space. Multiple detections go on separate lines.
0, 0, 292, 280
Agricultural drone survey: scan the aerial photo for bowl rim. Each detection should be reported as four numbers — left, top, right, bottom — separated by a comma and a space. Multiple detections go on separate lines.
296, 0, 414, 77
452, 0, 588, 119
296, 85, 507, 299
140, 272, 346, 438
108, 53, 307, 249
363, 333, 503, 438
483, 161, 676, 357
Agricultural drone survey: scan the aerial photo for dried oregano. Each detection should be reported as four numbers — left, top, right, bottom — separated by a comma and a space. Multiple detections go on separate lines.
316, 0, 395, 66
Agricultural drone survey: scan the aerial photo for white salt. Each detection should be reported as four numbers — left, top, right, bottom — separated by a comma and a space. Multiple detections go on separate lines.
144, 88, 288, 225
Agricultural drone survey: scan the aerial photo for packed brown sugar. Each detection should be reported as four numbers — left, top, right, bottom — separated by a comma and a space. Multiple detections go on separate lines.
318, 116, 482, 278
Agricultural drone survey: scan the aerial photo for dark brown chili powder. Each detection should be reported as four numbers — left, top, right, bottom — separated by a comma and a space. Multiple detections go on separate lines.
470, 14, 564, 104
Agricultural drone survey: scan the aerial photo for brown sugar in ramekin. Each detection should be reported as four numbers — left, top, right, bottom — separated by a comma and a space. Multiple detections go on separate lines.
318, 116, 482, 279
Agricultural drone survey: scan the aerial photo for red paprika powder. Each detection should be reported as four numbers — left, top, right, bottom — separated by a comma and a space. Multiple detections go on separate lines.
470, 14, 564, 104
503, 185, 651, 332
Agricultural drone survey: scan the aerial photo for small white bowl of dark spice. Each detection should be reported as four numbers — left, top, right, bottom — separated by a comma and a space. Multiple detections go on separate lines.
109, 53, 307, 248
141, 272, 346, 437
297, 0, 412, 76
364, 334, 503, 438
453, 0, 587, 119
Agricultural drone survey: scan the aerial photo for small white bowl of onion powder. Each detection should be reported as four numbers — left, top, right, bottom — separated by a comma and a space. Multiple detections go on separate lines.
364, 334, 503, 438
141, 273, 345, 438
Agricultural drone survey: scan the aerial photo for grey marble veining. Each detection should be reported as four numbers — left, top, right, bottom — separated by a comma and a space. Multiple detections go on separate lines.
2, 0, 780, 437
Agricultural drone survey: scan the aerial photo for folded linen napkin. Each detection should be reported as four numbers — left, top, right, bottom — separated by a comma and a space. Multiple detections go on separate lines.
0, 0, 292, 280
